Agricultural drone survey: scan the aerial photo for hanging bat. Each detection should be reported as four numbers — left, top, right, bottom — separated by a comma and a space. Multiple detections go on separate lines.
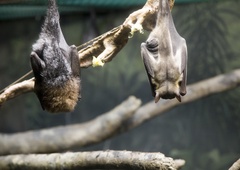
30, 0, 81, 113
141, 0, 187, 103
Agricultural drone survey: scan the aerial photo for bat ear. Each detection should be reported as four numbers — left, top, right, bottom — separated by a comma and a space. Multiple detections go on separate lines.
179, 70, 187, 96
176, 95, 181, 102
180, 88, 186, 96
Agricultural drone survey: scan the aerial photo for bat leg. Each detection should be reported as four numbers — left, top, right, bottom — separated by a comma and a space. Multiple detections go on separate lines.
176, 95, 181, 102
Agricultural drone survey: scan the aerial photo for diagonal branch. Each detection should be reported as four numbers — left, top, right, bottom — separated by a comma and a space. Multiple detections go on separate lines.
1, 69, 240, 155
0, 78, 34, 105
229, 159, 240, 170
0, 150, 185, 170
123, 69, 240, 130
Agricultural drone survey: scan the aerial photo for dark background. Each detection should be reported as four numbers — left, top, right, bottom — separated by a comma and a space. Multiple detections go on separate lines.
0, 0, 240, 169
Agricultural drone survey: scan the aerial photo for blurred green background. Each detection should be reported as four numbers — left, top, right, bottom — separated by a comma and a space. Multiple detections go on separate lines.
0, 0, 240, 169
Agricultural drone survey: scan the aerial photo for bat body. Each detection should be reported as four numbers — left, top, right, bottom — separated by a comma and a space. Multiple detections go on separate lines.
30, 0, 81, 113
141, 0, 187, 103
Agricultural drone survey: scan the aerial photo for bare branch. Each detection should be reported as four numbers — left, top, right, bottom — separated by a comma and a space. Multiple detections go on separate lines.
123, 69, 240, 130
229, 159, 240, 170
1, 69, 240, 155
0, 78, 34, 105
78, 25, 131, 68
0, 96, 141, 155
0, 150, 185, 170
123, 0, 174, 32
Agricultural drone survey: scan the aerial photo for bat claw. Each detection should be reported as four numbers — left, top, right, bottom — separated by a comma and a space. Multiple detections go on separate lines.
176, 95, 181, 102
154, 93, 161, 103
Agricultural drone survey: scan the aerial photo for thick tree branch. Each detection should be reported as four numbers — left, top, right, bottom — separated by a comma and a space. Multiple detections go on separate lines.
0, 150, 185, 170
123, 69, 240, 130
0, 96, 141, 155
1, 69, 240, 155
229, 159, 240, 170
78, 25, 131, 68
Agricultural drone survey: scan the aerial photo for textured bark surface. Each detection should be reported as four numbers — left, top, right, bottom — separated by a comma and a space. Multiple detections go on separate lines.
123, 69, 240, 130
0, 150, 185, 170
0, 96, 141, 155
229, 159, 240, 170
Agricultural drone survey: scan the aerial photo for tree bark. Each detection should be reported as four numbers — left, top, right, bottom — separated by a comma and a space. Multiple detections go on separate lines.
0, 96, 141, 155
0, 150, 185, 170
229, 159, 240, 170
123, 69, 240, 130
1, 69, 240, 155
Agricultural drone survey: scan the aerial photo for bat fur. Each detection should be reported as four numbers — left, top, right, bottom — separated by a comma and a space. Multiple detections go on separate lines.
141, 0, 188, 103
30, 0, 81, 113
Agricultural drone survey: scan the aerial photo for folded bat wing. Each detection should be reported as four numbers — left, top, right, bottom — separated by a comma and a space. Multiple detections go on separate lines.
141, 42, 157, 97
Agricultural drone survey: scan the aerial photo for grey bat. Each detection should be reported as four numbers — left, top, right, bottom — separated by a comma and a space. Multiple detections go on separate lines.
141, 0, 187, 103
30, 0, 81, 113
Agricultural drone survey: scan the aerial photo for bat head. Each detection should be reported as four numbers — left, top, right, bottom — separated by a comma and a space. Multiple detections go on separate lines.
153, 74, 185, 103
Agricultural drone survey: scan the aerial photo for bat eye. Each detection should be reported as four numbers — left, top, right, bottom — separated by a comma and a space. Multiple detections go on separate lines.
146, 39, 158, 52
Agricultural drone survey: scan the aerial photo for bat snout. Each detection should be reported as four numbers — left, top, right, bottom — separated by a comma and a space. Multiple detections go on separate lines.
154, 87, 182, 103
154, 90, 178, 103
162, 92, 182, 102
161, 92, 176, 100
